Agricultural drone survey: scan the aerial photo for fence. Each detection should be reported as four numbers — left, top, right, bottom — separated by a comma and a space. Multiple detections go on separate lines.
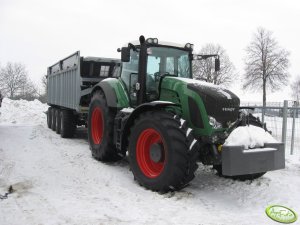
241, 100, 300, 155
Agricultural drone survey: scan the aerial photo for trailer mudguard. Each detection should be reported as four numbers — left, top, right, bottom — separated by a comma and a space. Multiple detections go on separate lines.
92, 78, 130, 108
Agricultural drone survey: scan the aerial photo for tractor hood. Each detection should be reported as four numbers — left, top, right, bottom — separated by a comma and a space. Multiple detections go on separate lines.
173, 77, 240, 127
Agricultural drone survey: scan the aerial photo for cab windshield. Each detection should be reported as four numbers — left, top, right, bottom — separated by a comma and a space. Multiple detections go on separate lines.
120, 46, 192, 105
147, 47, 191, 78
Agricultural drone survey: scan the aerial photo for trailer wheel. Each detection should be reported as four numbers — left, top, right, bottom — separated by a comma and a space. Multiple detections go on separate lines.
51, 108, 57, 131
88, 91, 121, 161
55, 109, 61, 134
47, 107, 52, 129
128, 111, 199, 192
60, 109, 76, 138
214, 113, 266, 180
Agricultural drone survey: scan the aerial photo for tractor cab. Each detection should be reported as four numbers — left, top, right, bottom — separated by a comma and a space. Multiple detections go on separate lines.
118, 36, 220, 107
119, 37, 201, 106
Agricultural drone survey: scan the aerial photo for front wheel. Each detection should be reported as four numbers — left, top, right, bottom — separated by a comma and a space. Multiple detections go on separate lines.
128, 111, 199, 192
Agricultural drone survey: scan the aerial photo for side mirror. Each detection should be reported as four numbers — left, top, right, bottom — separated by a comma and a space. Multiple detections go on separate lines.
121, 47, 130, 62
215, 58, 220, 72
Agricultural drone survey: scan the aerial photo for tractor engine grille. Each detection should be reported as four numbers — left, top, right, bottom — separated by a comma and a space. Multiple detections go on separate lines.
187, 83, 240, 128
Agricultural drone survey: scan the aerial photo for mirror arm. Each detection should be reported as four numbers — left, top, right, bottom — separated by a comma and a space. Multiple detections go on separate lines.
128, 43, 138, 52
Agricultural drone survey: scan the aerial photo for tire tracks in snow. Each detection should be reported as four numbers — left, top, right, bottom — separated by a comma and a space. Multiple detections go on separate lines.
12, 184, 75, 225
0, 148, 15, 190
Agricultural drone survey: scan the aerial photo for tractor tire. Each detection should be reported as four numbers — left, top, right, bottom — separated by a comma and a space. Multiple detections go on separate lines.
87, 90, 121, 161
55, 109, 61, 134
214, 113, 266, 180
128, 111, 199, 192
51, 108, 57, 131
60, 109, 76, 138
47, 107, 52, 129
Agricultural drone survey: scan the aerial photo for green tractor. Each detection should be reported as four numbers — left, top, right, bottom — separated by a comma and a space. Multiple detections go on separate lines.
87, 36, 284, 192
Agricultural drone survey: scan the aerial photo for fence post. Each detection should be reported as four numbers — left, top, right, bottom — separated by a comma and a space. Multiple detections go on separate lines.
281, 100, 288, 149
290, 102, 296, 155
262, 107, 265, 124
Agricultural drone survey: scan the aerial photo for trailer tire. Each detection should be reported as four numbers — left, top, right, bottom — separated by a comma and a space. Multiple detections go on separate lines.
47, 107, 52, 129
51, 108, 57, 131
88, 90, 121, 161
128, 111, 199, 192
55, 109, 61, 134
214, 114, 266, 180
60, 110, 76, 138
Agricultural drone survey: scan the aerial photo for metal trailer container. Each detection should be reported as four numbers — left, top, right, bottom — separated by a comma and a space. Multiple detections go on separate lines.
47, 51, 121, 113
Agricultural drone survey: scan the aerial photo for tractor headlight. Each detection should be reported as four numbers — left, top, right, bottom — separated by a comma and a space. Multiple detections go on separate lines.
146, 38, 158, 44
208, 116, 222, 129
185, 43, 194, 50
146, 38, 153, 44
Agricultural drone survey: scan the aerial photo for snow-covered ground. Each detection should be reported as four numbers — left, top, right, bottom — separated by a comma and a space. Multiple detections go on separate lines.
0, 98, 300, 225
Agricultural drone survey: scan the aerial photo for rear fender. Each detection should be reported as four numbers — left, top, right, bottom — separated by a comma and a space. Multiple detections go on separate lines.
92, 78, 130, 108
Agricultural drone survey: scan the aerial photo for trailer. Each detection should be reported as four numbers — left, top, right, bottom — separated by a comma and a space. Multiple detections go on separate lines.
47, 51, 121, 137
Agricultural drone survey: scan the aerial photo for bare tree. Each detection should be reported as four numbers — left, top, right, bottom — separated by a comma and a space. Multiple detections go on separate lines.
41, 75, 47, 90
0, 62, 38, 100
243, 27, 290, 107
16, 79, 38, 101
0, 62, 28, 98
291, 75, 300, 101
193, 43, 237, 87
37, 75, 47, 103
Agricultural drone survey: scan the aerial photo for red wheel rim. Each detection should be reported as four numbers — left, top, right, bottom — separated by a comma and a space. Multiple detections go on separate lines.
91, 107, 104, 144
136, 128, 166, 178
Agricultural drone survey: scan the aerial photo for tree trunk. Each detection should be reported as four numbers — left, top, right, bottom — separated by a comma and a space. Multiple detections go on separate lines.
263, 80, 266, 107
262, 79, 266, 123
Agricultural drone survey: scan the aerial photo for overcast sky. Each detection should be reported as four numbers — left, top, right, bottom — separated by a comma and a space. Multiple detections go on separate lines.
0, 0, 299, 103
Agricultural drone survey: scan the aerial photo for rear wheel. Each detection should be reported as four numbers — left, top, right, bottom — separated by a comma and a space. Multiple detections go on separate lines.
128, 111, 199, 192
60, 109, 76, 138
47, 107, 52, 129
214, 113, 266, 180
55, 109, 61, 134
87, 90, 121, 161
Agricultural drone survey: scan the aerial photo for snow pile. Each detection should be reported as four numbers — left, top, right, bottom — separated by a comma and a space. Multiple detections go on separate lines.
0, 98, 48, 126
224, 125, 278, 149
